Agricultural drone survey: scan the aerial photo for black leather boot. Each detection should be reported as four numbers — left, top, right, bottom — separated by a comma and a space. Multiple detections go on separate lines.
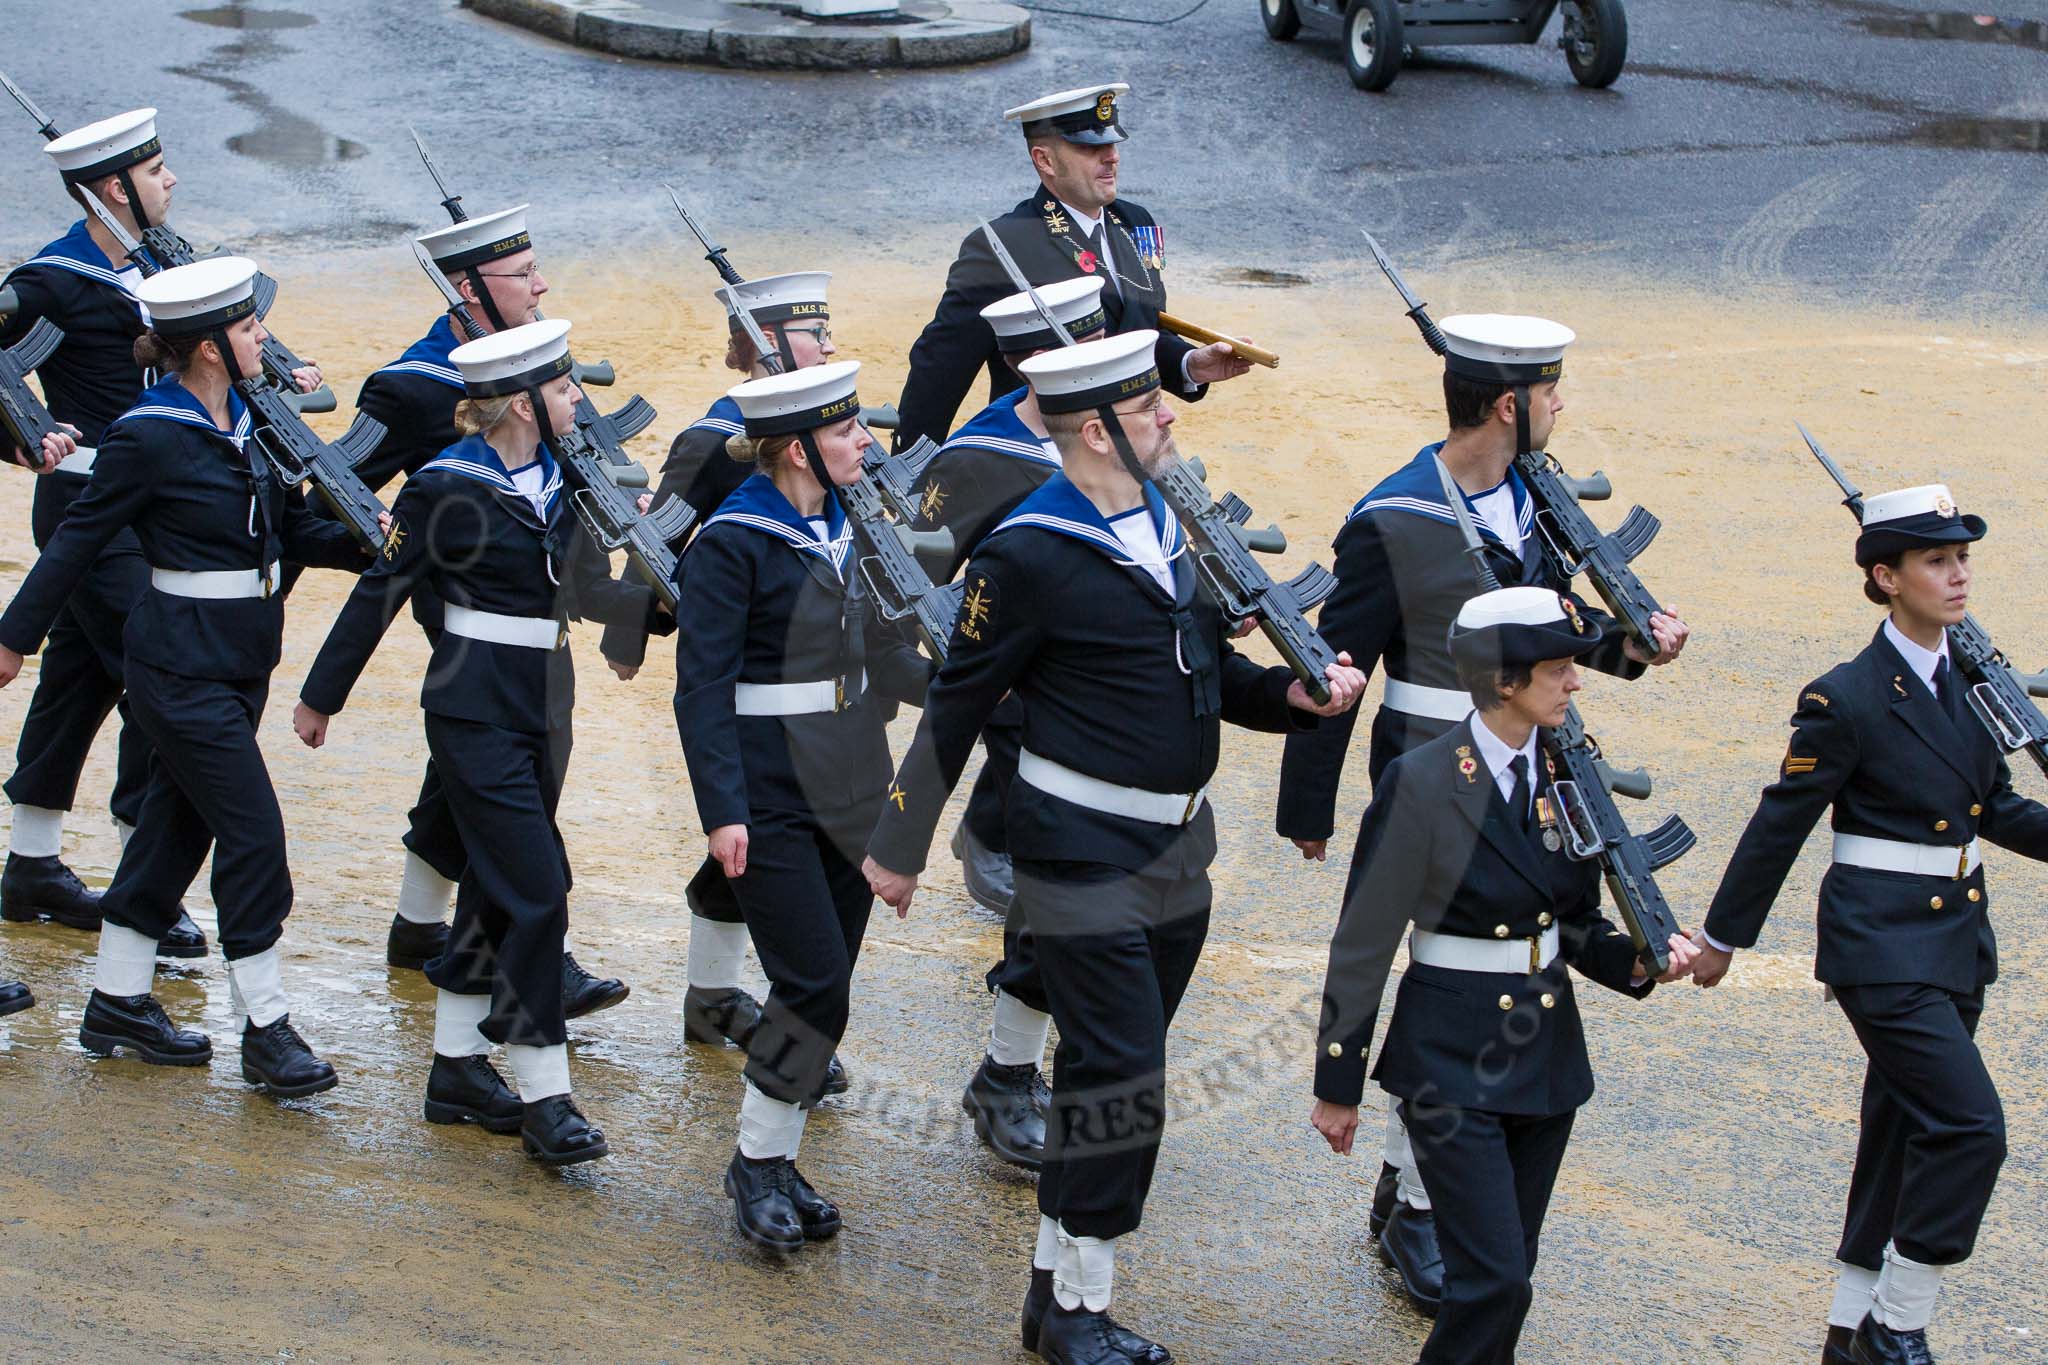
241, 1015, 339, 1098
78, 989, 212, 1065
0, 979, 33, 1016
1022, 1269, 1172, 1361
521, 1094, 608, 1166
786, 1164, 842, 1240
386, 915, 449, 971
562, 953, 629, 1019
1852, 1318, 1936, 1365
682, 984, 762, 1048
423, 1054, 523, 1134
0, 852, 102, 930
1369, 1160, 1400, 1236
821, 1052, 849, 1095
724, 1148, 806, 1251
1825, 1323, 1860, 1364
158, 908, 207, 959
1035, 1300, 1174, 1364
1379, 1201, 1445, 1316
964, 1055, 1048, 1171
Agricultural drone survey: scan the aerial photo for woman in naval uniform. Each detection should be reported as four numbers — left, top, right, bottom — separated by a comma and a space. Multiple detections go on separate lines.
1693, 484, 2048, 1365
0, 257, 372, 1097
294, 320, 668, 1167
673, 359, 932, 1252
1310, 586, 1696, 1365
617, 271, 842, 1058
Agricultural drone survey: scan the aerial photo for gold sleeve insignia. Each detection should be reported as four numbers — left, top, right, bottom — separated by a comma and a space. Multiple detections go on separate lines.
381, 520, 408, 562
959, 574, 995, 643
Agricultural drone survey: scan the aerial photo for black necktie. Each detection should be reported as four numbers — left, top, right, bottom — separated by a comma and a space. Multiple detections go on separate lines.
1934, 658, 1962, 724
1508, 754, 1533, 833
1088, 222, 1118, 297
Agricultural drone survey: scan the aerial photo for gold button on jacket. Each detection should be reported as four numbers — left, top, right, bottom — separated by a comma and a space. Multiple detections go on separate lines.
1493, 924, 1510, 939
1539, 993, 1557, 1009
1930, 896, 1944, 910
1934, 819, 1949, 832
1327, 1042, 1343, 1057
1497, 995, 1513, 1011
1968, 888, 1982, 903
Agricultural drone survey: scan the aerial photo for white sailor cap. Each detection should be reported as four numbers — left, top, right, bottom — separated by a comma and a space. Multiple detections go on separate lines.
1003, 83, 1130, 146
716, 271, 831, 326
1015, 329, 1159, 414
1855, 483, 1986, 566
1447, 586, 1604, 668
981, 276, 1109, 355
1439, 314, 1575, 386
448, 318, 574, 398
417, 204, 532, 271
134, 257, 259, 337
45, 108, 162, 184
730, 360, 862, 437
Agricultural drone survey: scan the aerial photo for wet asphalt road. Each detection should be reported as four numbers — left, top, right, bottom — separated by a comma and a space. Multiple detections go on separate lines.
2, 0, 2046, 316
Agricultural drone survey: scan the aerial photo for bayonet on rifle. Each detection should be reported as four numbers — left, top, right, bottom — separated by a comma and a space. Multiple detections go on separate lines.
409, 126, 467, 224
0, 68, 61, 142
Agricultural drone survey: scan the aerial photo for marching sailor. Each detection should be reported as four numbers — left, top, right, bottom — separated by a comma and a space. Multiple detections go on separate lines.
1309, 586, 1696, 1365
355, 209, 629, 1022
907, 275, 1109, 1172
0, 107, 225, 958
1692, 484, 2048, 1365
866, 332, 1364, 1362
673, 359, 933, 1250
0, 257, 372, 1095
295, 319, 668, 1164
1276, 313, 1689, 1310
614, 270, 842, 1057
892, 82, 1249, 449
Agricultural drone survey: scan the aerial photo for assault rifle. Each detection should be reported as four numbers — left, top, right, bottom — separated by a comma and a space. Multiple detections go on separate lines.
242, 379, 389, 551
0, 320, 66, 469
1799, 422, 2048, 777
662, 187, 961, 653
1364, 231, 1668, 655
977, 218, 1341, 701
553, 374, 696, 612
1433, 456, 1693, 973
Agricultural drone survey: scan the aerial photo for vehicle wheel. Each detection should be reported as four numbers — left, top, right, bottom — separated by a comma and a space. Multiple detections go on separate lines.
1561, 0, 1628, 88
1343, 0, 1404, 91
1261, 0, 1301, 41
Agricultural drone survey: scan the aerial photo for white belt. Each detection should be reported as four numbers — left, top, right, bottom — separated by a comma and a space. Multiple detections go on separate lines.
1383, 677, 1474, 723
1017, 749, 1207, 826
734, 670, 864, 716
1833, 832, 1981, 880
443, 604, 566, 650
1410, 925, 1561, 976
54, 446, 96, 475
150, 562, 279, 600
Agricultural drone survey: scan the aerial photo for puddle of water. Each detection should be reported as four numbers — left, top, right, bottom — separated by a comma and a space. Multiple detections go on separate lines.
1856, 11, 2048, 50
1217, 267, 1311, 287
1907, 116, 2048, 151
179, 5, 317, 29
226, 127, 367, 166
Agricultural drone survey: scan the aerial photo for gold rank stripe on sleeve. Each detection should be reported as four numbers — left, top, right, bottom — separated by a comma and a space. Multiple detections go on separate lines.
1782, 757, 1819, 776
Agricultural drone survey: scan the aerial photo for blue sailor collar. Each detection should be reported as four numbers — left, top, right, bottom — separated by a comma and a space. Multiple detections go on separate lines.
992, 471, 1185, 565
702, 472, 852, 575
9, 219, 148, 297
417, 433, 563, 518
941, 389, 1061, 468
1346, 442, 1532, 546
376, 315, 464, 389
113, 373, 252, 442
686, 394, 745, 439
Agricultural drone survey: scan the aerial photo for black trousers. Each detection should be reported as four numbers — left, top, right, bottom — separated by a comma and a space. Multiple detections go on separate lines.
4, 541, 151, 828
423, 715, 573, 1048
101, 664, 290, 959
686, 852, 744, 924
1834, 981, 2005, 1267
728, 799, 878, 1105
398, 623, 468, 884
1404, 1097, 1577, 1365
1022, 859, 1211, 1242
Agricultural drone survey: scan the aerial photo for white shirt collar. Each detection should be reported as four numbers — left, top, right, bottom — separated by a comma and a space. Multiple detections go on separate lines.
1883, 616, 1950, 692
1470, 714, 1538, 805
1057, 198, 1103, 238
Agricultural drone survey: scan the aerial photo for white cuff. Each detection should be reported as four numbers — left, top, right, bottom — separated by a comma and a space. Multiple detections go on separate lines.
1180, 350, 1198, 390
1702, 931, 1737, 955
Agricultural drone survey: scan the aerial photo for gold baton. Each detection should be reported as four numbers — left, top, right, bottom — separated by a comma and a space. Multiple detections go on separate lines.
1156, 312, 1280, 369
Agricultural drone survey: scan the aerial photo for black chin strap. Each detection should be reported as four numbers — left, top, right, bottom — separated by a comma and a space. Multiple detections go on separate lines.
797, 430, 837, 497
1092, 404, 1151, 490
117, 170, 150, 232
211, 328, 249, 387
465, 267, 511, 333
1512, 383, 1532, 459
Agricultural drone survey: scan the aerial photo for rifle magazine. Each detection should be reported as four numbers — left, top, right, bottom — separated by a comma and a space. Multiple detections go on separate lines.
1612, 505, 1662, 562
1639, 815, 1697, 872
1286, 562, 1339, 612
